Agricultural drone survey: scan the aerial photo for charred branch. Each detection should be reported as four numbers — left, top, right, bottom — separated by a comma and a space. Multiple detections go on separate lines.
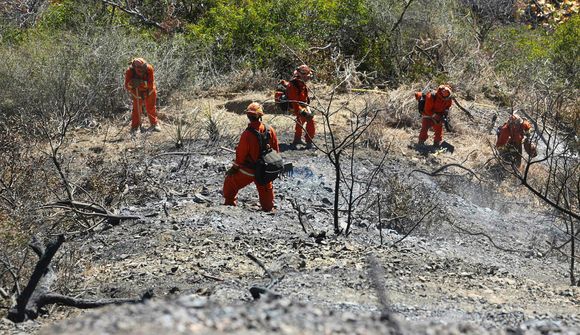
452, 97, 475, 119
391, 206, 436, 246
0, 255, 22, 295
289, 198, 313, 234
410, 163, 482, 181
391, 0, 414, 33
7, 236, 153, 323
37, 290, 153, 310
7, 235, 64, 323
41, 200, 142, 225
448, 220, 525, 253
246, 252, 283, 300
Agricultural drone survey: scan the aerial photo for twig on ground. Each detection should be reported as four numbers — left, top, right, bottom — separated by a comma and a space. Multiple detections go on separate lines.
391, 206, 436, 246
246, 252, 283, 300
37, 290, 153, 309
200, 272, 224, 282
452, 97, 474, 119
41, 200, 141, 224
410, 163, 481, 182
290, 199, 313, 234
447, 220, 525, 253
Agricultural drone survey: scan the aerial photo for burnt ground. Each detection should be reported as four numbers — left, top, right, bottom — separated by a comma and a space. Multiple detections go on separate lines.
1, 91, 579, 334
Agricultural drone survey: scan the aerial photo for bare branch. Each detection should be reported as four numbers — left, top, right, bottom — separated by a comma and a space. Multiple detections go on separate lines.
8, 235, 65, 323
392, 206, 436, 246
37, 290, 153, 309
448, 220, 525, 253
100, 0, 164, 30
391, 0, 414, 33
410, 163, 482, 181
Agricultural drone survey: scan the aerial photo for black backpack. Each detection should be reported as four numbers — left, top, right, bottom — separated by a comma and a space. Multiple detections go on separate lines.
247, 125, 284, 185
274, 79, 304, 112
417, 89, 436, 115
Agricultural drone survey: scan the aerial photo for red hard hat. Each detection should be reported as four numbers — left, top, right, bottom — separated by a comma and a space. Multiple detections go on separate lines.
508, 114, 523, 125
246, 102, 264, 116
437, 85, 452, 98
131, 58, 147, 69
294, 64, 313, 77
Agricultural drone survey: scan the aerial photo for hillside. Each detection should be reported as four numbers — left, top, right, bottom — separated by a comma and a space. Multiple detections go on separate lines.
1, 89, 579, 335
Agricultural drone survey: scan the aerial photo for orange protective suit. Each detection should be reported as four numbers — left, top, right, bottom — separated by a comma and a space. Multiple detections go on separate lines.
496, 117, 533, 167
496, 119, 532, 148
416, 86, 453, 145
223, 120, 280, 212
124, 61, 158, 129
287, 78, 315, 144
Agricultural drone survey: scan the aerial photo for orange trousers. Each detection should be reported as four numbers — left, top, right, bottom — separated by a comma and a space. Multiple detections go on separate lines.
223, 171, 274, 212
131, 90, 158, 129
294, 114, 315, 144
419, 118, 443, 144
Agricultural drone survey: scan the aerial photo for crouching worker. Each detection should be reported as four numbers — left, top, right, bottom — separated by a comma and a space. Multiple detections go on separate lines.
223, 102, 280, 212
415, 85, 453, 147
496, 113, 536, 168
124, 57, 160, 134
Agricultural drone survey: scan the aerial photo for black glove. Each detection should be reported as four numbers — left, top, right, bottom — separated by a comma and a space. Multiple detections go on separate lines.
225, 166, 239, 176
300, 107, 313, 117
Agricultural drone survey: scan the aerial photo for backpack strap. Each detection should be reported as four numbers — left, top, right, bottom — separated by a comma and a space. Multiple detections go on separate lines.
422, 90, 436, 99
246, 124, 271, 155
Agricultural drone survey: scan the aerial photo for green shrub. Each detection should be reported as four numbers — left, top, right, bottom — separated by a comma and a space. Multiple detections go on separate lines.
487, 25, 551, 83
551, 15, 579, 88
185, 0, 370, 76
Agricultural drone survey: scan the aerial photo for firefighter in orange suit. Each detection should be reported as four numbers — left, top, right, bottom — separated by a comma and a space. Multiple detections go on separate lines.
496, 114, 535, 167
124, 58, 160, 133
416, 85, 453, 146
223, 102, 280, 212
287, 64, 315, 149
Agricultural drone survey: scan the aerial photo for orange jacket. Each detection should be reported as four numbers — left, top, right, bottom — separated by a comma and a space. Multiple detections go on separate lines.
496, 120, 532, 147
286, 78, 310, 114
233, 121, 280, 175
125, 64, 156, 96
417, 91, 452, 117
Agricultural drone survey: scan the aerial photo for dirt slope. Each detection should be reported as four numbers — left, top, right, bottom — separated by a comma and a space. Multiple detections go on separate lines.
2, 90, 579, 335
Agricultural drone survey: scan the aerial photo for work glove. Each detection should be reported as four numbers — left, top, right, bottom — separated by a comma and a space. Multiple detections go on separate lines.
225, 166, 239, 177
300, 107, 313, 117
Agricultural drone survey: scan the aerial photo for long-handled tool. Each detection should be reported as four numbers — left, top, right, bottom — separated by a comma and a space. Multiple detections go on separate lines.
132, 89, 152, 133
131, 89, 143, 132
220, 146, 294, 176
